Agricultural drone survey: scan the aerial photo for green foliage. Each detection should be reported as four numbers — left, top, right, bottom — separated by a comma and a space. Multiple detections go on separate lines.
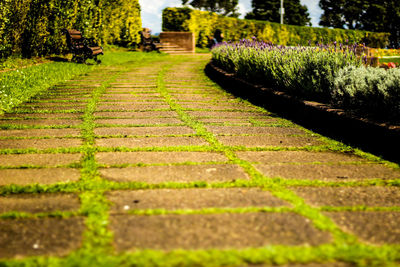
182, 0, 240, 17
0, 62, 92, 114
319, 0, 400, 48
162, 7, 390, 48
333, 65, 400, 119
0, 0, 142, 59
211, 40, 362, 101
245, 0, 311, 26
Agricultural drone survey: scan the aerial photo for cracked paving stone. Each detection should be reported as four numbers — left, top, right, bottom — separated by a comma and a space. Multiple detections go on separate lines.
0, 168, 80, 186
95, 136, 208, 148
0, 217, 84, 258
96, 151, 227, 164
255, 164, 400, 181
291, 186, 400, 207
99, 164, 249, 183
110, 212, 331, 251
107, 188, 290, 212
324, 211, 400, 244
0, 153, 81, 167
0, 193, 80, 213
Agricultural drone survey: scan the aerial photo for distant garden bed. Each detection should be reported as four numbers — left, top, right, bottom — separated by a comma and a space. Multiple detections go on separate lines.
211, 39, 400, 122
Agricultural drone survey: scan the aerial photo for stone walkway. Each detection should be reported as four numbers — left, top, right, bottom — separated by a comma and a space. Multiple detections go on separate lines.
0, 55, 399, 266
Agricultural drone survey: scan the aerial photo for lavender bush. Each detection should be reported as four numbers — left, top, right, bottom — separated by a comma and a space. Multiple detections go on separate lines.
211, 39, 362, 101
333, 66, 400, 119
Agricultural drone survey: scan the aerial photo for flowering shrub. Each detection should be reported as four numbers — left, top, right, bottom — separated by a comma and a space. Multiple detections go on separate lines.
212, 39, 362, 101
333, 66, 400, 119
371, 48, 400, 57
163, 7, 390, 48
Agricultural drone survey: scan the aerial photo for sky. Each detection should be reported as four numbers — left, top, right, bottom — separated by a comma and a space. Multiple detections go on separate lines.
139, 0, 323, 34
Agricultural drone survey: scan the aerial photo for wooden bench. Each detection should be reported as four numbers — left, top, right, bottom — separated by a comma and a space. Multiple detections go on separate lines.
138, 28, 160, 52
62, 29, 103, 63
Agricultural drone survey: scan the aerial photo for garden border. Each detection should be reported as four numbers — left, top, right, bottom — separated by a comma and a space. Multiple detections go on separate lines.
205, 61, 400, 163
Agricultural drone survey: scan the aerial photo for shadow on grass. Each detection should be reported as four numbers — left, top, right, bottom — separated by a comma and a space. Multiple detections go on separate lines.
205, 63, 400, 165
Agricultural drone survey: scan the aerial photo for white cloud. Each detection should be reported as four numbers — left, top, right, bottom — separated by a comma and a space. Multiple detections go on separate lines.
300, 0, 322, 27
139, 0, 183, 33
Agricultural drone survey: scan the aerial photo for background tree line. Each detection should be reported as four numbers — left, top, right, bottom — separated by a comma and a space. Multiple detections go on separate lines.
0, 0, 142, 59
183, 0, 399, 47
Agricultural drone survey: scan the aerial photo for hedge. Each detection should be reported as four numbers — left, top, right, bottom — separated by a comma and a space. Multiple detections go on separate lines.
162, 7, 390, 48
0, 0, 142, 59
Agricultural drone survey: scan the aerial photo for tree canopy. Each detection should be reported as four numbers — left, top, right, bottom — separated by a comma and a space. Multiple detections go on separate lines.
245, 0, 311, 26
319, 0, 400, 48
182, 0, 240, 17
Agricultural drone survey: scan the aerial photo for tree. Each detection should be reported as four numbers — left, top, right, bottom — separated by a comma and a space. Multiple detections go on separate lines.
244, 0, 311, 26
319, 0, 367, 30
182, 0, 240, 17
319, 0, 400, 47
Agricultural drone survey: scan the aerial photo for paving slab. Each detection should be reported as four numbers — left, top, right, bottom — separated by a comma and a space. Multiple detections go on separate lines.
217, 136, 324, 147
21, 103, 87, 108
100, 94, 161, 100
236, 151, 367, 163
0, 168, 80, 186
0, 119, 81, 126
0, 217, 84, 258
187, 111, 269, 118
15, 105, 85, 111
180, 103, 257, 111
324, 211, 400, 244
94, 111, 177, 118
0, 193, 80, 213
198, 118, 253, 125
291, 186, 400, 207
206, 126, 306, 135
96, 151, 227, 164
1, 113, 83, 119
94, 126, 194, 136
95, 136, 208, 148
255, 164, 400, 181
96, 104, 170, 111
0, 153, 81, 167
0, 129, 81, 138
107, 188, 289, 212
0, 139, 82, 149
99, 164, 249, 183
95, 118, 182, 125
110, 212, 331, 251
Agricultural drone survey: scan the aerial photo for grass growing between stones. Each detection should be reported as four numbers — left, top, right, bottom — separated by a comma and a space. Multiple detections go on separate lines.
0, 53, 399, 266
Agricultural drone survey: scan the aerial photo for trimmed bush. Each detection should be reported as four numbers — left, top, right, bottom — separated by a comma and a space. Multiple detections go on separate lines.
333, 66, 400, 119
162, 7, 390, 48
212, 39, 362, 101
0, 0, 142, 59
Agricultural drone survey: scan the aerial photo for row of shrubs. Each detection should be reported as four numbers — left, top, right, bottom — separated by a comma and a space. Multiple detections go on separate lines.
212, 40, 400, 120
162, 7, 390, 49
0, 0, 141, 59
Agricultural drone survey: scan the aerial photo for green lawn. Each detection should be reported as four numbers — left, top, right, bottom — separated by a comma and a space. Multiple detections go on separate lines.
0, 49, 165, 115
379, 57, 400, 65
